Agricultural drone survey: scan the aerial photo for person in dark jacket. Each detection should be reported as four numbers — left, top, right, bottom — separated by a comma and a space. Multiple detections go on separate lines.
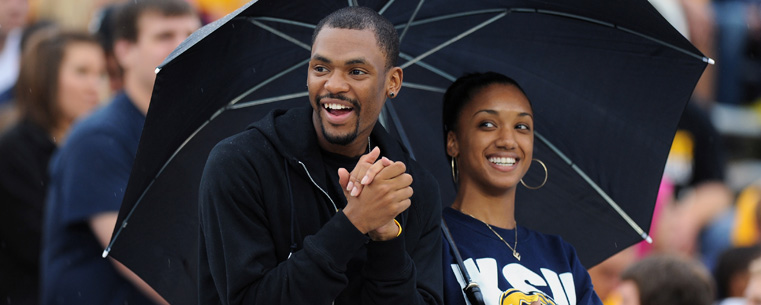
0, 28, 105, 305
198, 6, 443, 305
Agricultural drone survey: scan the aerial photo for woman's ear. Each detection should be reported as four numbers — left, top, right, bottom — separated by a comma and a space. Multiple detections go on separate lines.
446, 131, 459, 158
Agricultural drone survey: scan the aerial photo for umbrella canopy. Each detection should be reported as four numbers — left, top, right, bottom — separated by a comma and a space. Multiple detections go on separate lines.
105, 0, 708, 304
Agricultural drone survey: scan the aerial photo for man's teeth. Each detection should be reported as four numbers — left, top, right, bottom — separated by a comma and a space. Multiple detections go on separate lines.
324, 103, 352, 110
489, 157, 516, 166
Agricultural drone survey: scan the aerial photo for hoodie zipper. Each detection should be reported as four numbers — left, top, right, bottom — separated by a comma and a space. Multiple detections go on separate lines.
296, 161, 341, 305
286, 160, 339, 261
297, 160, 339, 212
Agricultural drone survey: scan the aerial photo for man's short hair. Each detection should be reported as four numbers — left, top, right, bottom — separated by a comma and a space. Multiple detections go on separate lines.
112, 0, 196, 43
312, 6, 399, 69
621, 254, 714, 305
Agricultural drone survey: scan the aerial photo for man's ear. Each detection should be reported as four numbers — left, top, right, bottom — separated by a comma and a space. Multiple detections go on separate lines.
446, 130, 459, 158
113, 39, 134, 71
386, 66, 403, 98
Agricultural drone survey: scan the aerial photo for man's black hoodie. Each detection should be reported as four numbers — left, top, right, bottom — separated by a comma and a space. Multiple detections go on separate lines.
198, 106, 443, 304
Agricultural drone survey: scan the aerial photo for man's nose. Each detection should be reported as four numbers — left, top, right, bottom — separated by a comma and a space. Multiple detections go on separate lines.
324, 72, 349, 93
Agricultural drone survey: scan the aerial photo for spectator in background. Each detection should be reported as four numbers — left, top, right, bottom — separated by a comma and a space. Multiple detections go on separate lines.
191, 0, 246, 23
0, 27, 105, 305
90, 3, 124, 95
713, 0, 761, 106
0, 0, 29, 106
617, 254, 714, 305
40, 0, 200, 304
656, 101, 733, 269
746, 255, 761, 305
33, 0, 121, 31
0, 20, 58, 131
713, 245, 761, 305
645, 0, 734, 271
729, 178, 761, 247
588, 246, 637, 304
0, 0, 28, 94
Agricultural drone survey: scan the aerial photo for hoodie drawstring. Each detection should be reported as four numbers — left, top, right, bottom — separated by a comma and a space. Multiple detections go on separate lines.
285, 158, 298, 259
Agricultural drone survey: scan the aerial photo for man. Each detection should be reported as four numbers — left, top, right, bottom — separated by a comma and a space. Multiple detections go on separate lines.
41, 1, 200, 304
198, 6, 443, 305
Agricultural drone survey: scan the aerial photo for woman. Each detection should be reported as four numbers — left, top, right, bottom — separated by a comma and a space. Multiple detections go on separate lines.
0, 28, 106, 303
441, 72, 602, 305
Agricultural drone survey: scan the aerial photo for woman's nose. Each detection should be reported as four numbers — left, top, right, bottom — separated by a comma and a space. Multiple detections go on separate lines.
495, 129, 516, 149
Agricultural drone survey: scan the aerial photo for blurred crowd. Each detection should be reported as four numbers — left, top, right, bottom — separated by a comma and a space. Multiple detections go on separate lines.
590, 0, 761, 304
0, 0, 760, 304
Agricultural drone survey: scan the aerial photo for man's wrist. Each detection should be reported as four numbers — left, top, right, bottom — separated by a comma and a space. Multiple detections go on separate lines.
368, 219, 402, 241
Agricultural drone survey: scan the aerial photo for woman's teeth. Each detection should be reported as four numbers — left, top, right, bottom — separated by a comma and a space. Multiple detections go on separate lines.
489, 157, 516, 166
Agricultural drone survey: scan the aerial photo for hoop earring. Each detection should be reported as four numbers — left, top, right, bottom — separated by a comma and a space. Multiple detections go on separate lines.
450, 158, 458, 183
520, 159, 547, 190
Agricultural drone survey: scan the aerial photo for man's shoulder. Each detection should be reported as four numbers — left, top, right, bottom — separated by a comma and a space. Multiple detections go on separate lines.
210, 107, 312, 160
69, 104, 120, 137
212, 126, 269, 153
205, 126, 279, 173
66, 97, 141, 149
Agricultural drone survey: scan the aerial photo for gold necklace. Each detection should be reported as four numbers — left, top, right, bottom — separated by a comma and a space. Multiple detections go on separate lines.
466, 214, 521, 261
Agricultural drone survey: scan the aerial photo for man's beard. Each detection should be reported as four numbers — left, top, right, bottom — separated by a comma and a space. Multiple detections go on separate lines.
316, 93, 361, 146
322, 125, 359, 145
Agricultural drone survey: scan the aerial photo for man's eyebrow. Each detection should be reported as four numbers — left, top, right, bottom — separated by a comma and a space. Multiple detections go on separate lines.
312, 54, 331, 63
346, 58, 367, 65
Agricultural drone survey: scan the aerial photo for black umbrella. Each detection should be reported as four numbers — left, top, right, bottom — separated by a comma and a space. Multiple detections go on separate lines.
104, 0, 709, 304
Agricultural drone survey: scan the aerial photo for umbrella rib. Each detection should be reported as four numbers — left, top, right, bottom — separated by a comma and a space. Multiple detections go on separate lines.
391, 7, 713, 64
230, 91, 309, 110
102, 115, 218, 258
535, 131, 653, 244
228, 58, 311, 107
105, 59, 311, 256
248, 16, 316, 29
398, 0, 425, 43
400, 11, 507, 69
399, 52, 456, 82
402, 82, 446, 93
382, 101, 416, 160
616, 25, 715, 64
393, 9, 506, 29
525, 8, 715, 64
378, 0, 395, 15
247, 18, 311, 51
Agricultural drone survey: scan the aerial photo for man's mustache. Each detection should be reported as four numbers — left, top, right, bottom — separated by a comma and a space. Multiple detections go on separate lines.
316, 94, 361, 110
